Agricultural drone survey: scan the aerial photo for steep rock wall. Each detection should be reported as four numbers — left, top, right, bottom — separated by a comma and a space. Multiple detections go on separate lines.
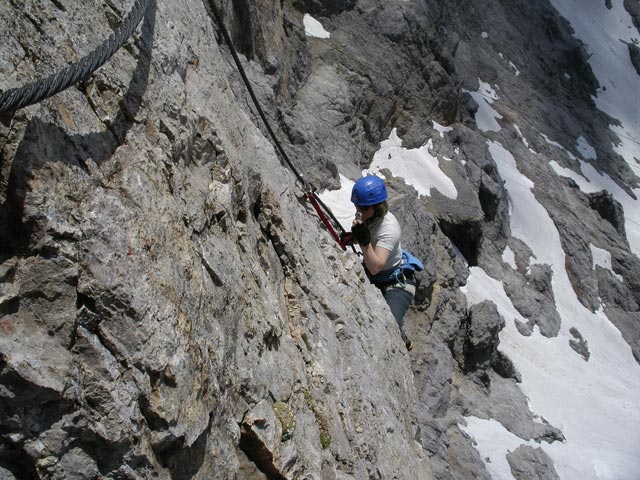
0, 0, 431, 478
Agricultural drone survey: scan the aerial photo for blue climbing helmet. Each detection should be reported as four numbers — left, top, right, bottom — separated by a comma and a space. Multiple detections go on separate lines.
351, 175, 388, 207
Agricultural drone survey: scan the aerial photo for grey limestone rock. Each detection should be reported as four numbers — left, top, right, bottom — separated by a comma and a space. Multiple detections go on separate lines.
569, 326, 590, 361
507, 445, 560, 480
457, 300, 505, 373
503, 274, 561, 338
587, 190, 627, 238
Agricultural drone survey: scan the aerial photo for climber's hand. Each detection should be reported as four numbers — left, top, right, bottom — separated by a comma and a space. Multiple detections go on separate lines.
351, 222, 370, 246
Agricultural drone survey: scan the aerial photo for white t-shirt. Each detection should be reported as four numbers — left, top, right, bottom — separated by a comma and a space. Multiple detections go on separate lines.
367, 211, 403, 272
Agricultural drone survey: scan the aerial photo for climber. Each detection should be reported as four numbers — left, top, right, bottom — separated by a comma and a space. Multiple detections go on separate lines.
344, 175, 423, 351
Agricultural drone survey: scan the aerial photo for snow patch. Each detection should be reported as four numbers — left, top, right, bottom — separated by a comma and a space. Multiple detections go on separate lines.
464, 79, 503, 132
513, 124, 537, 154
590, 244, 624, 282
502, 246, 517, 269
460, 417, 538, 480
303, 14, 330, 38
576, 135, 597, 160
432, 121, 453, 138
317, 174, 355, 232
367, 128, 458, 199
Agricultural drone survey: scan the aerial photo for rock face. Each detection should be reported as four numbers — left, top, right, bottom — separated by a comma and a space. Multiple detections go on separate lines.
1, 0, 639, 479
507, 445, 560, 480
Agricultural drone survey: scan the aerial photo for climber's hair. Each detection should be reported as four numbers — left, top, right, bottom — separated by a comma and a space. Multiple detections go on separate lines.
372, 201, 388, 220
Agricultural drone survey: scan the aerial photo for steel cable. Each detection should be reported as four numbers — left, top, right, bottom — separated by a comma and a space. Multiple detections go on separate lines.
0, 0, 152, 114
205, 0, 310, 190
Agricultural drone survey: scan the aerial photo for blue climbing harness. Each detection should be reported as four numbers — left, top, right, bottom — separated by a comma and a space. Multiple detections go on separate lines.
369, 250, 424, 287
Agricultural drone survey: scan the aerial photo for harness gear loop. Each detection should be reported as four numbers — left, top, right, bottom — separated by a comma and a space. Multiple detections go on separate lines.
393, 270, 407, 288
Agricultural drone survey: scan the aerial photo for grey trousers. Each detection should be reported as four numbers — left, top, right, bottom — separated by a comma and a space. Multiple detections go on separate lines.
383, 286, 414, 342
